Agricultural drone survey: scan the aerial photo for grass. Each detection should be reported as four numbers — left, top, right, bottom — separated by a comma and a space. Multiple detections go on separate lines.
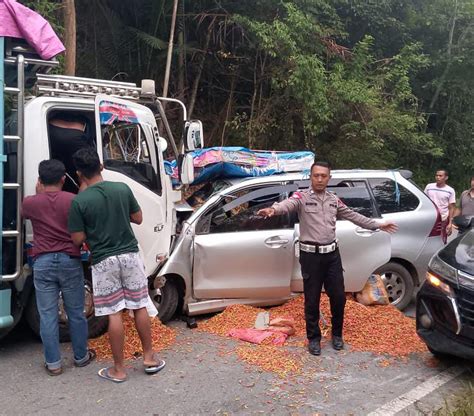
434, 382, 474, 416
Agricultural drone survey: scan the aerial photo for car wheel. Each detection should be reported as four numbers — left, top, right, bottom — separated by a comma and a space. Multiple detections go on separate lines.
375, 262, 414, 310
25, 275, 108, 342
149, 278, 179, 323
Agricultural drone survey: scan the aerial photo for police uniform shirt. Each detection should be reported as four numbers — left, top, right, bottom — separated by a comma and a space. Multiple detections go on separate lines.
272, 189, 381, 245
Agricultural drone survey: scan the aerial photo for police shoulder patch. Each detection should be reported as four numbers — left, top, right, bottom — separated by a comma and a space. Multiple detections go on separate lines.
290, 191, 303, 200
336, 197, 346, 208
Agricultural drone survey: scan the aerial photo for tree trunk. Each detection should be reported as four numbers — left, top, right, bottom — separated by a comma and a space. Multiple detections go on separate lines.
188, 22, 213, 119
429, 0, 458, 110
163, 0, 179, 99
63, 0, 76, 76
220, 74, 237, 147
248, 50, 260, 148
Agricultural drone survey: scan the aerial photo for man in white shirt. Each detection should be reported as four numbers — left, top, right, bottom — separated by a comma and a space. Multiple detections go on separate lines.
424, 170, 456, 239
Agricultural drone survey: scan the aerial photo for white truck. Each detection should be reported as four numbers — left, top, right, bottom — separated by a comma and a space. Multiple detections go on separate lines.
0, 38, 202, 339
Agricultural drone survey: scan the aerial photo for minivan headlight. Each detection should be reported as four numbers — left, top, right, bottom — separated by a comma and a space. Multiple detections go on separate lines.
428, 255, 457, 284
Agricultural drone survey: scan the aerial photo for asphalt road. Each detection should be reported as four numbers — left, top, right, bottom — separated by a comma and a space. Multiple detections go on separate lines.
1, 310, 473, 416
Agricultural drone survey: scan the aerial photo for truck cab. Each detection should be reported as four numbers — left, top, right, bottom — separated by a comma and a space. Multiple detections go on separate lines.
1, 38, 202, 339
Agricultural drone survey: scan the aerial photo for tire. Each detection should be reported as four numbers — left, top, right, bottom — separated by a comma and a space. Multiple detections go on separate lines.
25, 275, 108, 342
149, 278, 179, 323
375, 262, 414, 310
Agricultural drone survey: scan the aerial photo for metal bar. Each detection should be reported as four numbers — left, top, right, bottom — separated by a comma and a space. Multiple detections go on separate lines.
2, 55, 25, 282
36, 73, 138, 89
157, 97, 187, 121
3, 135, 20, 142
0, 37, 5, 280
155, 100, 180, 160
4, 56, 59, 68
12, 54, 25, 281
2, 183, 20, 190
36, 86, 139, 100
1, 271, 20, 281
4, 87, 20, 94
2, 230, 19, 237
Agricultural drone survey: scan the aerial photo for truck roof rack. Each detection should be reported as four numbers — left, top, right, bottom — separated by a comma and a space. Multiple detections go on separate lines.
35, 74, 142, 100
4, 38, 58, 88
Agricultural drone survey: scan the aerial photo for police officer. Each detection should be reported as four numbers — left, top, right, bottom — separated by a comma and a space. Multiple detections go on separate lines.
257, 161, 398, 355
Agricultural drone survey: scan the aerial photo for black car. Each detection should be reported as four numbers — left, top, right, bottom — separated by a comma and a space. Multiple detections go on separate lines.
416, 216, 474, 360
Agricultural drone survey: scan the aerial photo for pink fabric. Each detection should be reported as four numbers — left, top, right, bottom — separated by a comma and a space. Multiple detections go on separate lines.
227, 328, 288, 345
0, 0, 65, 59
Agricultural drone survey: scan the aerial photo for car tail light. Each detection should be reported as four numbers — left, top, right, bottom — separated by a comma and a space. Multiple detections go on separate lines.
428, 205, 443, 237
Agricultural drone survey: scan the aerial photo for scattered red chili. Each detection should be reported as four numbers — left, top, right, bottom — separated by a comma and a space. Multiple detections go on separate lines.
236, 344, 303, 378
89, 312, 177, 361
198, 294, 427, 376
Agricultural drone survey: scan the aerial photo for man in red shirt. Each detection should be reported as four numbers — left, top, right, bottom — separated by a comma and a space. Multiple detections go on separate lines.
22, 159, 95, 375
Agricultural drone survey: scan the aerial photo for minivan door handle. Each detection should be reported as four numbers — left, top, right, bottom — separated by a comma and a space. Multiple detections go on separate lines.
355, 227, 376, 236
154, 223, 164, 232
264, 236, 289, 248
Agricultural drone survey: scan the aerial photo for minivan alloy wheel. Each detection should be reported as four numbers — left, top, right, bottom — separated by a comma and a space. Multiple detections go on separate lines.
381, 271, 405, 304
375, 262, 414, 310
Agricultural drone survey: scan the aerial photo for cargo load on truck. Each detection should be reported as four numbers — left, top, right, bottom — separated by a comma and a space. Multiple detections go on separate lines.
165, 146, 314, 185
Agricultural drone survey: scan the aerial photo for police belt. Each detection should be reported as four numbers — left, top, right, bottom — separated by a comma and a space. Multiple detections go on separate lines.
300, 240, 338, 254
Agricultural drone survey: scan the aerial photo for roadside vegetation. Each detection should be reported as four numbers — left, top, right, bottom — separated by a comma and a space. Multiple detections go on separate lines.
436, 382, 474, 416
22, 0, 474, 190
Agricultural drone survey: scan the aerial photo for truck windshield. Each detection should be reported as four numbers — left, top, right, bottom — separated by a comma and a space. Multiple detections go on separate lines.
102, 122, 162, 195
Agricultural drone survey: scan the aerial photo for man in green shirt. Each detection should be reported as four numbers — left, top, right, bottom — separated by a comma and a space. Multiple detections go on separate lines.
68, 148, 165, 383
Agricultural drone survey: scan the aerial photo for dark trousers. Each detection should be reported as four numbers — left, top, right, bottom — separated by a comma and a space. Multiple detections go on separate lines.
299, 249, 346, 340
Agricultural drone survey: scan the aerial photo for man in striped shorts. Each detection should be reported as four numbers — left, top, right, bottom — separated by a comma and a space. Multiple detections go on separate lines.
68, 148, 165, 383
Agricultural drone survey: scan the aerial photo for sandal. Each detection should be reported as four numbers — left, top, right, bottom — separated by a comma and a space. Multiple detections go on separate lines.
144, 359, 166, 375
75, 349, 97, 368
98, 367, 127, 383
44, 364, 63, 376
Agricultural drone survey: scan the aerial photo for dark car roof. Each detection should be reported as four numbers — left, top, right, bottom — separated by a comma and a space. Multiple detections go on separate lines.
438, 230, 474, 276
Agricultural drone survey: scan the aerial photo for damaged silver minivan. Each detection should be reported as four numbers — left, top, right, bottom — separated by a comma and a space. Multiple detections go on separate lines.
153, 169, 443, 322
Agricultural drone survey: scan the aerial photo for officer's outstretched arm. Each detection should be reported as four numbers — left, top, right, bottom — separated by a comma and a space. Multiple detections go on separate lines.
378, 221, 398, 234
257, 207, 275, 218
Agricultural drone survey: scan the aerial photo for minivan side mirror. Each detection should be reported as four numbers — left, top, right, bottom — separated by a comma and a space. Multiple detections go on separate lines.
184, 120, 204, 151
179, 153, 195, 185
453, 215, 474, 230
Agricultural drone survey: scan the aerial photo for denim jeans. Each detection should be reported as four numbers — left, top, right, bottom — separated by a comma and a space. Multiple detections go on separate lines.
33, 253, 88, 369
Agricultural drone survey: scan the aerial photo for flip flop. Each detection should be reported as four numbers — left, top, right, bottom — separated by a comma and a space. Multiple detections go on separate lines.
98, 367, 127, 383
144, 359, 166, 374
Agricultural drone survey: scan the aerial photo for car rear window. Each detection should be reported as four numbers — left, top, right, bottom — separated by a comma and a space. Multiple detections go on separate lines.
328, 181, 376, 218
286, 180, 377, 223
368, 178, 419, 214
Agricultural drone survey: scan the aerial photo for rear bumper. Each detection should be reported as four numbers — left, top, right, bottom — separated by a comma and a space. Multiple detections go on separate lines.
416, 282, 474, 361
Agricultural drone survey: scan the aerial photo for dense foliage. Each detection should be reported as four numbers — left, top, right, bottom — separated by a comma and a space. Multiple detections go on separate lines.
21, 0, 474, 190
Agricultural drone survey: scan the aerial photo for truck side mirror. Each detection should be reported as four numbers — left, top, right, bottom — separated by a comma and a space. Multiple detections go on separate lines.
184, 120, 204, 151
179, 153, 195, 185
